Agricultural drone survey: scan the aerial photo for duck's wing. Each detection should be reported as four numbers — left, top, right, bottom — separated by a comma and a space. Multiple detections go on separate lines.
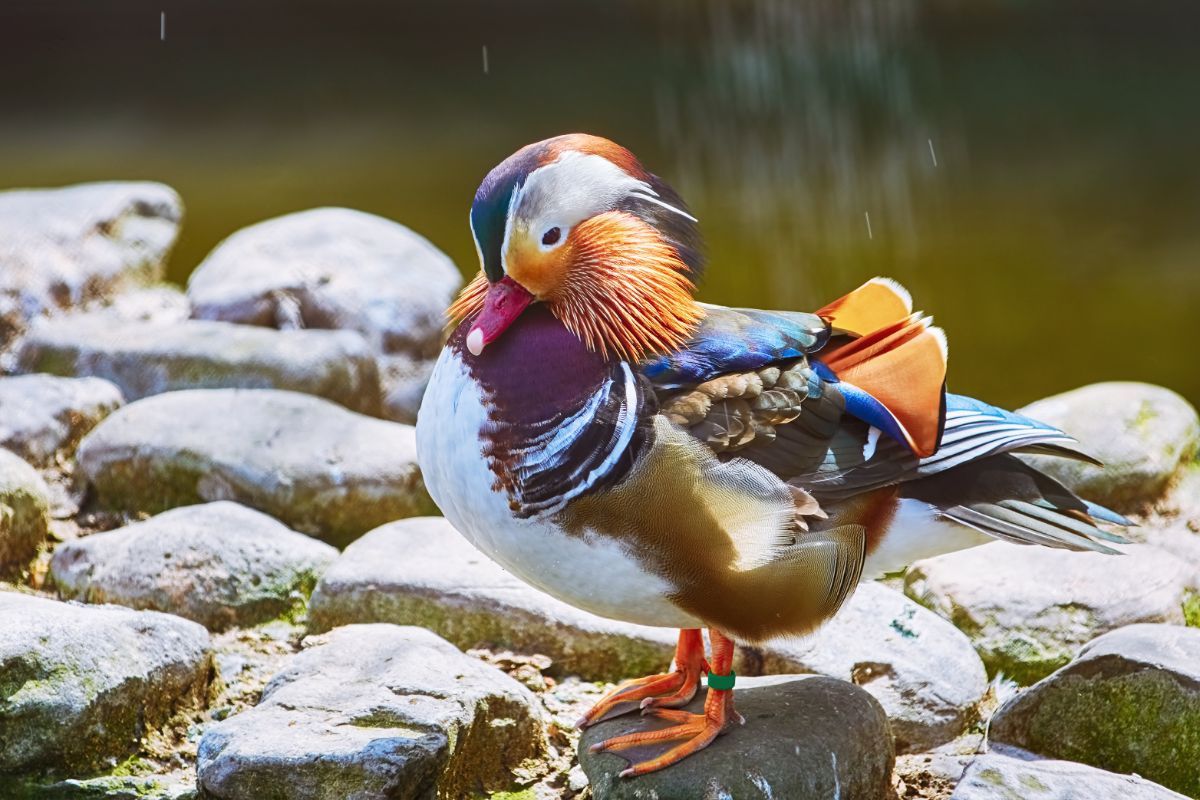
641, 277, 950, 468
639, 279, 1129, 553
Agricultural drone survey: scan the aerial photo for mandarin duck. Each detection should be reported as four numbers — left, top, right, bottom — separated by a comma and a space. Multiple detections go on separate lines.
415, 133, 1129, 777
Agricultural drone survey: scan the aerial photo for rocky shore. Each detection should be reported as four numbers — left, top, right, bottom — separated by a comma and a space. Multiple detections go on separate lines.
1, 181, 1197, 799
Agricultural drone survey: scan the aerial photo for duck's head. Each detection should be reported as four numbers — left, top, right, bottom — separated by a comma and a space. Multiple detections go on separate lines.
449, 133, 705, 361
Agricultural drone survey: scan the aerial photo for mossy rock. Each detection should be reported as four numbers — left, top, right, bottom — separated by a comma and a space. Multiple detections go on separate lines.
307, 517, 678, 683
50, 502, 338, 631
0, 594, 213, 776
954, 754, 1187, 799
0, 375, 124, 468
0, 448, 52, 579
905, 541, 1194, 685
1020, 382, 1200, 512
77, 389, 436, 549
16, 316, 382, 417
579, 675, 894, 800
196, 625, 545, 800
0, 181, 181, 349
989, 623, 1200, 798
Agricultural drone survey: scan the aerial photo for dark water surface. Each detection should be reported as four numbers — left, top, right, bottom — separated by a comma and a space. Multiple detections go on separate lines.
2, 0, 1198, 408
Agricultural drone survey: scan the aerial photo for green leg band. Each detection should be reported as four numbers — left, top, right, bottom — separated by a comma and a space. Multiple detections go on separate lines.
707, 670, 736, 690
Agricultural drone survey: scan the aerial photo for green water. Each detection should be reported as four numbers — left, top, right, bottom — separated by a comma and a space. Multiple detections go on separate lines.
2, 0, 1198, 408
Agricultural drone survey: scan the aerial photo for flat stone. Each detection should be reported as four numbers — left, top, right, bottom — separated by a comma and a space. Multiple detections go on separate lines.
742, 582, 988, 753
0, 374, 124, 467
905, 541, 1196, 684
50, 502, 338, 631
18, 315, 382, 416
10, 774, 195, 799
952, 754, 1188, 799
579, 675, 894, 800
196, 624, 545, 800
1019, 382, 1200, 512
89, 284, 191, 326
186, 208, 462, 424
0, 449, 52, 578
77, 389, 435, 548
0, 592, 213, 774
0, 182, 181, 352
307, 517, 678, 682
988, 623, 1200, 798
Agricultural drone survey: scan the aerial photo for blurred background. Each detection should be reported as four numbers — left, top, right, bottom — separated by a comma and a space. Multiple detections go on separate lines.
2, 0, 1197, 408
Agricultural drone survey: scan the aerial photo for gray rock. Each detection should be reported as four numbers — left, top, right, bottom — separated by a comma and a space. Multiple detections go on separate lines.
308, 517, 678, 682
952, 754, 1188, 799
1020, 382, 1200, 511
50, 502, 338, 631
18, 315, 382, 416
196, 624, 545, 800
579, 675, 894, 800
309, 517, 990, 745
11, 774, 195, 799
0, 449, 52, 577
0, 182, 181, 351
88, 284, 192, 326
0, 374, 124, 467
77, 389, 435, 548
186, 208, 462, 424
905, 541, 1196, 684
0, 592, 213, 774
378, 353, 437, 426
988, 624, 1200, 798
742, 582, 988, 753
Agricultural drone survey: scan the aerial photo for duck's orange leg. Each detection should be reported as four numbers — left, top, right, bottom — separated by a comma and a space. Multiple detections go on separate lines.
576, 628, 707, 728
588, 628, 744, 778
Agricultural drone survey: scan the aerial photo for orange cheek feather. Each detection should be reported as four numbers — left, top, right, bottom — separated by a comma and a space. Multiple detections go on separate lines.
503, 236, 573, 300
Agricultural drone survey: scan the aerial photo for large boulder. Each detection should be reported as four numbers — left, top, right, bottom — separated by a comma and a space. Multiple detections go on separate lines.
0, 592, 213, 774
1020, 382, 1199, 512
50, 502, 338, 631
18, 315, 382, 416
0, 182, 181, 352
743, 582, 988, 753
988, 624, 1200, 798
186, 208, 462, 423
0, 374, 124, 467
951, 754, 1188, 800
307, 517, 678, 682
196, 624, 545, 800
76, 389, 435, 548
579, 675, 894, 800
905, 541, 1196, 684
0, 449, 52, 578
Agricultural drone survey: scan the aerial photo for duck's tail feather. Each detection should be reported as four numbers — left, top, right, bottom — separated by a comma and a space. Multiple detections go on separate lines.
815, 278, 948, 459
902, 453, 1131, 554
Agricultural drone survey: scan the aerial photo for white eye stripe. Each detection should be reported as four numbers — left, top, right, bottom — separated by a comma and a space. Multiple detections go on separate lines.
628, 188, 698, 222
469, 208, 485, 271
498, 182, 522, 275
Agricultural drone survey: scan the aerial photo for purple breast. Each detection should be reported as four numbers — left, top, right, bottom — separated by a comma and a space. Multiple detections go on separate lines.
451, 304, 611, 423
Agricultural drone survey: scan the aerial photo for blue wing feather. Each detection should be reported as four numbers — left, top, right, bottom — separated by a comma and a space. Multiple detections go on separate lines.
640, 305, 828, 389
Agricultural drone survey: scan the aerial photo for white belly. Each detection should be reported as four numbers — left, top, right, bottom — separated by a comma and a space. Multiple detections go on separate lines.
415, 348, 698, 629
861, 498, 992, 579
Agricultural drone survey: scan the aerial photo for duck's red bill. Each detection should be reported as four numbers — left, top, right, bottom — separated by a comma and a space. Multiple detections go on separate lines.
466, 275, 534, 356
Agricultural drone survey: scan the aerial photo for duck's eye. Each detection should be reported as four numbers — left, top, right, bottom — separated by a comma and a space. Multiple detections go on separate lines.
541, 227, 562, 246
